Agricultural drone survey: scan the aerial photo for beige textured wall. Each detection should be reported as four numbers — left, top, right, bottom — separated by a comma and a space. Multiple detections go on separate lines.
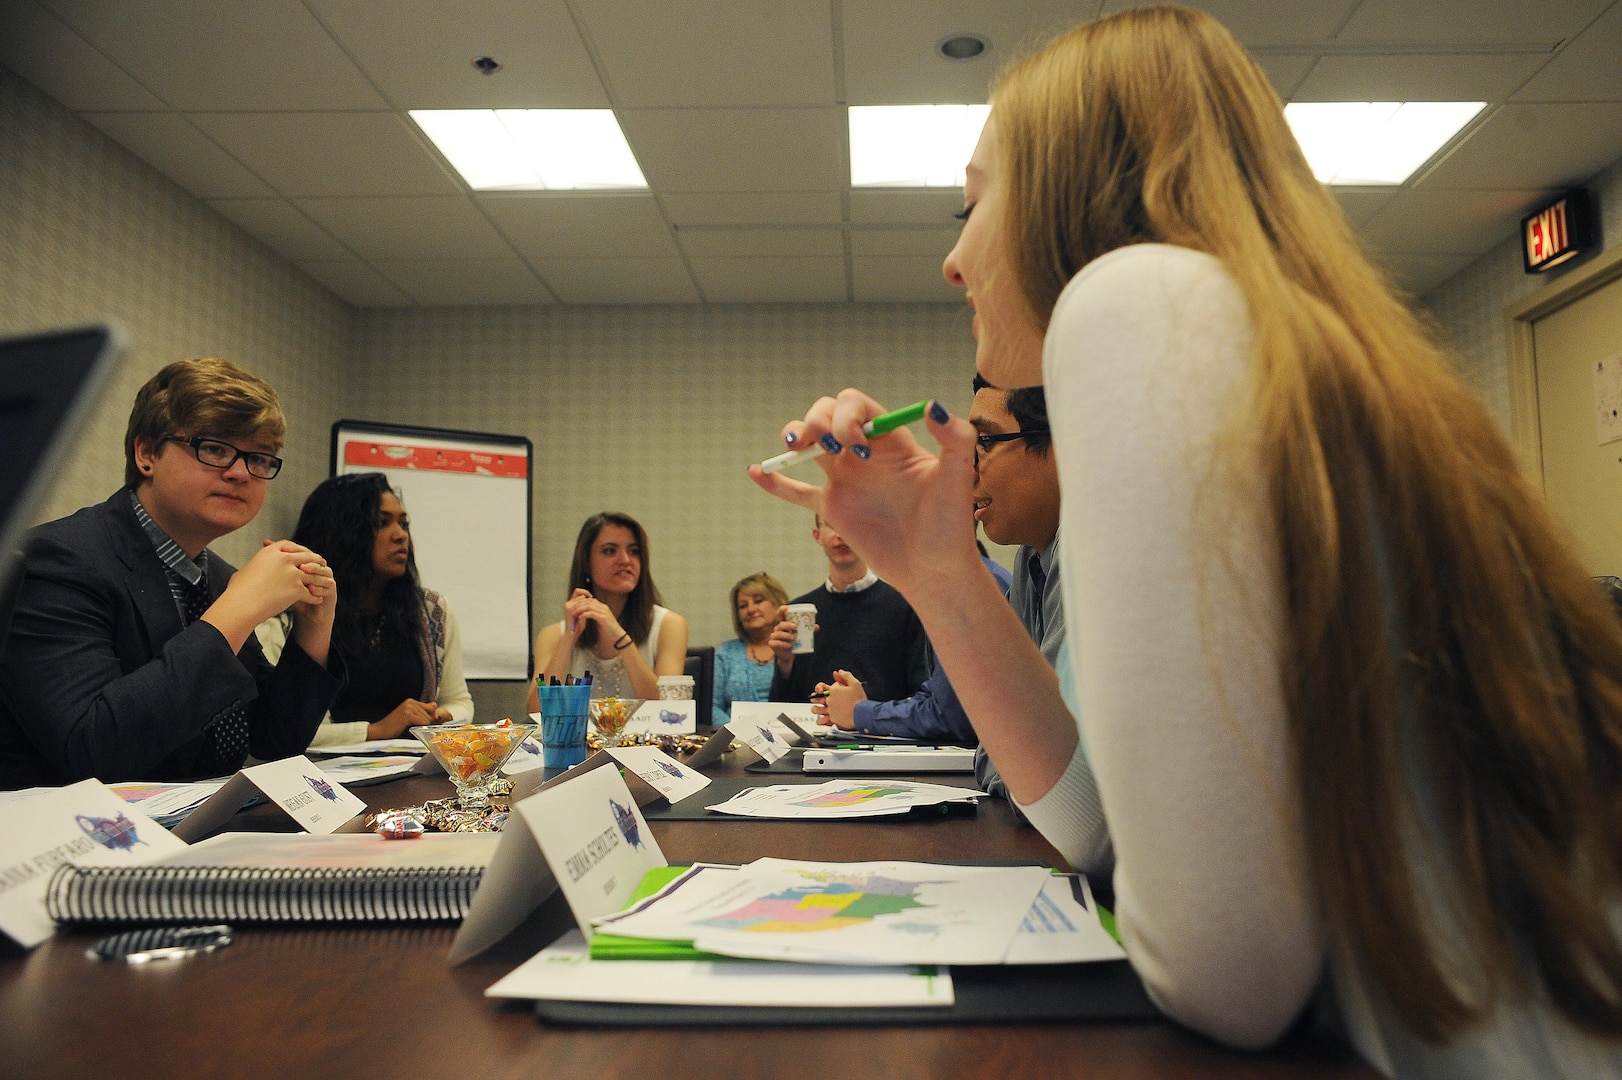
1424, 154, 1622, 431
348, 304, 980, 651
0, 66, 350, 568
1, 60, 984, 679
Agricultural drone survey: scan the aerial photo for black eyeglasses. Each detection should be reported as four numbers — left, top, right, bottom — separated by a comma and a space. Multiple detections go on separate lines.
165, 436, 283, 480
974, 429, 1050, 463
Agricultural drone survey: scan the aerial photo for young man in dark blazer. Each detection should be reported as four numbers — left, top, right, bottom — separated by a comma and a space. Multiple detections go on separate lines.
0, 357, 343, 789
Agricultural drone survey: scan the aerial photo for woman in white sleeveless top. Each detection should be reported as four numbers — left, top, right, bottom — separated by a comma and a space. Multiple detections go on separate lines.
526, 511, 688, 706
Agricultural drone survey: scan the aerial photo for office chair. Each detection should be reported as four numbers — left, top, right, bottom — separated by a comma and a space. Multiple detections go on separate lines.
684, 645, 715, 729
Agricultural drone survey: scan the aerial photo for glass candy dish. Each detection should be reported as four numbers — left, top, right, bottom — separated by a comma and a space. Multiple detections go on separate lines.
413, 722, 537, 807
588, 697, 643, 747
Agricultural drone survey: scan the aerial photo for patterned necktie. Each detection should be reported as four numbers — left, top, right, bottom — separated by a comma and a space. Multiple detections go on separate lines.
1026, 554, 1047, 645
177, 576, 251, 774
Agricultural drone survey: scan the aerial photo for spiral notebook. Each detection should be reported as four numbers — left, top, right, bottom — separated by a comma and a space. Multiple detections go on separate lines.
45, 832, 499, 926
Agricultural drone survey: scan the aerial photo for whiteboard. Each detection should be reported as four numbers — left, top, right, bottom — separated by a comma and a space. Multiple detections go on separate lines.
331, 421, 532, 680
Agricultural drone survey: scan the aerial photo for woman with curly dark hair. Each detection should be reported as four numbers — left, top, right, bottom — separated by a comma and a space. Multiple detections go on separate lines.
258, 472, 472, 743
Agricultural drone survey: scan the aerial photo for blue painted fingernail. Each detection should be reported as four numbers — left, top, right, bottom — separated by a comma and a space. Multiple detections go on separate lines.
929, 401, 950, 424
819, 433, 843, 454
851, 444, 871, 459
785, 431, 797, 446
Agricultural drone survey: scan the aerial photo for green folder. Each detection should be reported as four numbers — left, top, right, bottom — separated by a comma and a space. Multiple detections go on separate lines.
587, 865, 728, 961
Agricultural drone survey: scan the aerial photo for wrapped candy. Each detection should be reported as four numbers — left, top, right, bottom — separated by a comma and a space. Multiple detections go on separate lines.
371, 811, 425, 840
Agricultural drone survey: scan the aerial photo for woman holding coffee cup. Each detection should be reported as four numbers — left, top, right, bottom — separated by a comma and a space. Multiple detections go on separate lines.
711, 571, 790, 726
527, 511, 688, 708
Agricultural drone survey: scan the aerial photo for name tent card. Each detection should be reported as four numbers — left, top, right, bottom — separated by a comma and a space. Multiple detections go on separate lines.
725, 716, 795, 765
625, 699, 697, 735
173, 756, 368, 842
730, 701, 818, 729
686, 709, 813, 771
0, 779, 185, 947
604, 745, 712, 804
447, 757, 667, 964
522, 764, 666, 939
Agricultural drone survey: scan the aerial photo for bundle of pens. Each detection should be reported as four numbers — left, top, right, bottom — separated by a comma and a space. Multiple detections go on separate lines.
542, 672, 594, 688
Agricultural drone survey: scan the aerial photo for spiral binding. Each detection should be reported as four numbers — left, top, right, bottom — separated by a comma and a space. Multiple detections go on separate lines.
44, 864, 485, 924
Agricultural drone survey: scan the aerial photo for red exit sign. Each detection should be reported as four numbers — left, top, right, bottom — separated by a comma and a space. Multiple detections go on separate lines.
1523, 190, 1594, 273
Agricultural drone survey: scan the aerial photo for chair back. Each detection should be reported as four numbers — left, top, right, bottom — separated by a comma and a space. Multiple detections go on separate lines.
684, 646, 715, 729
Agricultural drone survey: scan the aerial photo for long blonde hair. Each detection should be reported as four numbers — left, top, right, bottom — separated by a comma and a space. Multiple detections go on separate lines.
994, 5, 1622, 1041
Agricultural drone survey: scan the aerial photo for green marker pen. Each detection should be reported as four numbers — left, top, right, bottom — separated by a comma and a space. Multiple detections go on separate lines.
758, 400, 930, 474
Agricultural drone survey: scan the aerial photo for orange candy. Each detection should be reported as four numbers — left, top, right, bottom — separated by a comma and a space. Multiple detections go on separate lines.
427, 728, 523, 781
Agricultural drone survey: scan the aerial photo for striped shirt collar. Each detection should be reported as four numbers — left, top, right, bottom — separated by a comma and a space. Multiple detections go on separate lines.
127, 488, 206, 586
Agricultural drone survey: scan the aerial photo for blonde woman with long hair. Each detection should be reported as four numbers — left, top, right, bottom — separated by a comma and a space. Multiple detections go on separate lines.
751, 7, 1622, 1076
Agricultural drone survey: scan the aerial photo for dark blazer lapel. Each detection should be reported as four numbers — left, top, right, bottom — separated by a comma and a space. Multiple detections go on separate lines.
101, 490, 183, 653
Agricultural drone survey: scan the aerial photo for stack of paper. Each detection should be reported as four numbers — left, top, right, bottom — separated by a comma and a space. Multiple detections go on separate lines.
108, 780, 230, 826
705, 779, 983, 819
308, 738, 428, 755
488, 930, 955, 1007
597, 859, 1047, 965
304, 755, 422, 785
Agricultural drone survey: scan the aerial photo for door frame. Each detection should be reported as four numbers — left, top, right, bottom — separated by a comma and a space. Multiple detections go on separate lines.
1505, 242, 1622, 487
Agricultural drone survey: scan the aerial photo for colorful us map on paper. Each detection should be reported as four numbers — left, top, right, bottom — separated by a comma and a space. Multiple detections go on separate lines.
698, 871, 935, 934
599, 859, 1052, 965
789, 785, 915, 809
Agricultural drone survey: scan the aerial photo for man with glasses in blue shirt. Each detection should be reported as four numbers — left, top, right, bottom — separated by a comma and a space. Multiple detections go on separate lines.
0, 357, 343, 788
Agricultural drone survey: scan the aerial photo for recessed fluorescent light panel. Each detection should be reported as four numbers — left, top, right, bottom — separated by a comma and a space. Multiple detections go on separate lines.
849, 104, 990, 187
409, 109, 647, 190
1284, 101, 1484, 185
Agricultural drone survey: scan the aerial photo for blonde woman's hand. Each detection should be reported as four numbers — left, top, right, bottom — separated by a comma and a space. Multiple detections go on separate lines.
747, 389, 983, 598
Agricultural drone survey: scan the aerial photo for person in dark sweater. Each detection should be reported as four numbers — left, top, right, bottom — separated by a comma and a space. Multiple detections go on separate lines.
767, 515, 927, 705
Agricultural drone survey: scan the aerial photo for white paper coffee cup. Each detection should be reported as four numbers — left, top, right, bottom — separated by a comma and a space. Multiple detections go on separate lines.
786, 603, 817, 654
658, 675, 695, 700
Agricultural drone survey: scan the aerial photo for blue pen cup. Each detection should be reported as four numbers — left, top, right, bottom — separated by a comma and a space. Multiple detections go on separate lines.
536, 682, 592, 768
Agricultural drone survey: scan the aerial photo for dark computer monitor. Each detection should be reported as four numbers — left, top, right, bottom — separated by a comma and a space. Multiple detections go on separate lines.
0, 324, 125, 653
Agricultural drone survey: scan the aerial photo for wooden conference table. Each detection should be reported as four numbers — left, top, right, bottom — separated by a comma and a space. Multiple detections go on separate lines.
0, 760, 1377, 1080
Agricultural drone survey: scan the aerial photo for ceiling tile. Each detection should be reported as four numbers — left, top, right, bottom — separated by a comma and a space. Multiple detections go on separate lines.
849, 227, 957, 257
1252, 52, 1320, 100
849, 189, 965, 224
1359, 187, 1554, 253
207, 198, 354, 260
478, 193, 678, 259
371, 257, 557, 305
0, 0, 166, 110
532, 258, 700, 303
297, 258, 414, 306
661, 192, 845, 227
1513, 1, 1622, 102
188, 112, 460, 197
296, 196, 514, 258
83, 113, 276, 198
1292, 51, 1547, 102
1366, 251, 1477, 295
1330, 188, 1398, 228
1100, 0, 1360, 46
676, 228, 844, 258
572, 0, 834, 108
43, 0, 388, 110
842, 0, 1092, 105
310, 0, 609, 108
1332, 0, 1611, 47
689, 257, 847, 302
620, 108, 845, 192
1416, 102, 1622, 189
852, 256, 964, 301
